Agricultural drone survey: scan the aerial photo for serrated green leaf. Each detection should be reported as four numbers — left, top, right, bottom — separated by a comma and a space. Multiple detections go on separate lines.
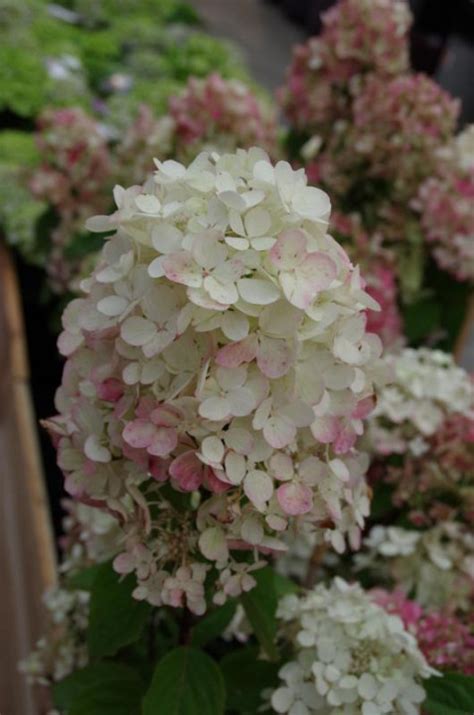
53, 662, 143, 715
190, 600, 237, 647
142, 646, 225, 715
241, 567, 297, 661
221, 646, 280, 713
87, 561, 152, 659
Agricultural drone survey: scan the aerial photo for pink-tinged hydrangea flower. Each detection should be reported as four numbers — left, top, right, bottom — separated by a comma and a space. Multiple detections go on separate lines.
311, 73, 459, 206
270, 578, 435, 715
414, 127, 474, 282
279, 0, 411, 132
168, 73, 277, 161
364, 262, 404, 350
330, 210, 404, 349
378, 412, 474, 528
372, 590, 474, 675
30, 108, 113, 293
344, 74, 459, 201
48, 148, 382, 612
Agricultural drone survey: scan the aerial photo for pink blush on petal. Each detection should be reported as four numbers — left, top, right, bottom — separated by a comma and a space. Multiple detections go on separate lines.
147, 427, 178, 457
169, 451, 204, 491
122, 419, 156, 448
277, 482, 313, 515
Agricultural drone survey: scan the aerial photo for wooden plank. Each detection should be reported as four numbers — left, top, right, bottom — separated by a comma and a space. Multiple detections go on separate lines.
455, 294, 474, 367
0, 241, 57, 715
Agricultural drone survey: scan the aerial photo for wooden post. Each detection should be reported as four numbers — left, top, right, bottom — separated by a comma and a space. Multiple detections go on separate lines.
0, 242, 57, 715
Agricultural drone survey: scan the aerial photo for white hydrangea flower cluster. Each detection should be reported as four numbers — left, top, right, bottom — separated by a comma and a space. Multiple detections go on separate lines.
271, 578, 435, 715
60, 501, 121, 574
49, 148, 382, 612
358, 524, 474, 612
19, 587, 89, 685
367, 348, 473, 456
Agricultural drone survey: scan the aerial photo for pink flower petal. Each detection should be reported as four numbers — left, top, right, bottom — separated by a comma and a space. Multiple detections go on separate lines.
148, 427, 178, 457
333, 423, 357, 454
162, 251, 202, 287
204, 468, 231, 493
351, 396, 375, 420
169, 451, 203, 491
277, 482, 313, 515
122, 419, 156, 449
289, 253, 337, 309
96, 378, 124, 403
310, 415, 339, 444
263, 415, 296, 449
257, 336, 292, 378
215, 335, 258, 368
150, 404, 183, 427
113, 552, 135, 575
269, 229, 307, 269
149, 457, 170, 482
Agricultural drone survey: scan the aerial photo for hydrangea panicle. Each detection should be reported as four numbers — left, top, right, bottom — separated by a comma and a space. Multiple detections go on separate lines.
271, 578, 436, 715
280, 0, 411, 132
367, 348, 474, 456
48, 148, 382, 612
414, 125, 474, 282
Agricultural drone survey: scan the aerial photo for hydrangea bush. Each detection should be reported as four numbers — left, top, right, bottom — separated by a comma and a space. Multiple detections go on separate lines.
13, 1, 474, 712
279, 0, 471, 350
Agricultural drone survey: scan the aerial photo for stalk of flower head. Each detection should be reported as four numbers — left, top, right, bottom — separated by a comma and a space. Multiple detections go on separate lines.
45, 147, 383, 614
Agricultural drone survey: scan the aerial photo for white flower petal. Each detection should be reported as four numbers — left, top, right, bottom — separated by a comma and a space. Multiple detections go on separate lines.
97, 295, 128, 317
244, 469, 273, 509
238, 278, 280, 305
244, 207, 271, 237
199, 527, 228, 562
120, 316, 156, 346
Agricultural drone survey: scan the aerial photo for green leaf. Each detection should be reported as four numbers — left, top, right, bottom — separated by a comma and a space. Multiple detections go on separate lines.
63, 231, 107, 260
190, 600, 237, 647
424, 673, 474, 715
241, 567, 297, 661
403, 297, 441, 343
142, 646, 225, 715
369, 482, 396, 521
53, 662, 143, 715
221, 646, 280, 713
87, 561, 152, 660
67, 563, 103, 592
